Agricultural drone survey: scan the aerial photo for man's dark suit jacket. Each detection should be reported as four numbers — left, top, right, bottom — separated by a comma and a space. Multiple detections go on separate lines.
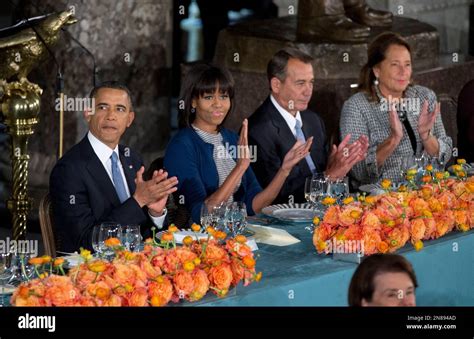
50, 135, 153, 253
248, 97, 329, 204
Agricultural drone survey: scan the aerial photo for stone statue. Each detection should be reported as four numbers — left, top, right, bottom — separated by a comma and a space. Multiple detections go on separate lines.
297, 0, 393, 42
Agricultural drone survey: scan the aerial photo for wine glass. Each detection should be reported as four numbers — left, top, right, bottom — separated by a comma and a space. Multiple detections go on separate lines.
400, 155, 416, 181
0, 253, 14, 306
415, 154, 428, 171
304, 177, 313, 204
429, 156, 445, 172
201, 202, 226, 231
91, 224, 102, 256
225, 202, 247, 237
122, 225, 141, 252
98, 222, 122, 260
327, 177, 349, 203
10, 253, 34, 282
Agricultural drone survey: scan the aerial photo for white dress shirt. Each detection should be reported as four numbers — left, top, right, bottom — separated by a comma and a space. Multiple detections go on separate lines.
87, 131, 166, 228
270, 94, 303, 138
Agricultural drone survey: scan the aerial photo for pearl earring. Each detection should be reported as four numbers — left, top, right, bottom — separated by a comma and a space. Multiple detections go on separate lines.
374, 77, 379, 86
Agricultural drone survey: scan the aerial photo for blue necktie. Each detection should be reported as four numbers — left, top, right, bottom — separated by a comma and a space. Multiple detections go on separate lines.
110, 152, 128, 203
295, 119, 317, 173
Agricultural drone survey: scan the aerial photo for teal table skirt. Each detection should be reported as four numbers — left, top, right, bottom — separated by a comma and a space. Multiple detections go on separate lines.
194, 221, 474, 306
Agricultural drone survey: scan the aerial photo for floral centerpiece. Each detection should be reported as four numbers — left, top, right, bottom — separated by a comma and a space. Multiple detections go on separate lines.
11, 225, 261, 306
313, 167, 474, 256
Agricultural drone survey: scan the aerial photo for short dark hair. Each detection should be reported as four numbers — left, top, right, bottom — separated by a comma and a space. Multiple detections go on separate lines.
89, 81, 134, 111
358, 32, 413, 101
348, 254, 418, 306
267, 47, 314, 84
178, 63, 235, 129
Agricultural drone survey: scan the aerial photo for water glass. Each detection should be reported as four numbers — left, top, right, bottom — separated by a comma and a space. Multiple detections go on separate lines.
327, 178, 349, 203
98, 222, 122, 259
200, 202, 226, 230
122, 225, 141, 252
0, 253, 13, 306
225, 202, 247, 237
91, 224, 101, 255
399, 155, 416, 182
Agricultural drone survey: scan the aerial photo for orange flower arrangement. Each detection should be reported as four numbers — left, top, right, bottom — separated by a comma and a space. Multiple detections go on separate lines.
313, 176, 474, 255
12, 227, 261, 307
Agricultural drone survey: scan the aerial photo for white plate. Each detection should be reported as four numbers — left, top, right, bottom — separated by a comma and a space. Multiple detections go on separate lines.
359, 182, 403, 195
261, 203, 315, 222
0, 284, 16, 295
156, 228, 207, 244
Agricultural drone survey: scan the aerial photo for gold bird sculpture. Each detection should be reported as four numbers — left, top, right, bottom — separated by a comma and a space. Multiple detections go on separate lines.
0, 10, 77, 94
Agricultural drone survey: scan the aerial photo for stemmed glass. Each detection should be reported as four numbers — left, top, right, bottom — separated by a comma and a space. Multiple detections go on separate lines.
92, 224, 102, 256
121, 225, 141, 252
10, 253, 34, 283
225, 202, 247, 237
399, 155, 416, 182
98, 222, 122, 260
200, 202, 226, 231
327, 177, 349, 204
428, 156, 445, 172
0, 253, 14, 306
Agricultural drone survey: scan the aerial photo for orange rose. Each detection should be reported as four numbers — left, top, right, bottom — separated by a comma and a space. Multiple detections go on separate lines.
113, 263, 136, 286
323, 205, 341, 226
128, 287, 148, 307
44, 284, 78, 306
189, 269, 210, 301
208, 263, 233, 292
173, 270, 195, 298
70, 266, 97, 290
410, 218, 426, 242
140, 259, 161, 280
104, 294, 122, 307
149, 277, 174, 306
203, 243, 228, 263
175, 247, 198, 265
230, 258, 245, 286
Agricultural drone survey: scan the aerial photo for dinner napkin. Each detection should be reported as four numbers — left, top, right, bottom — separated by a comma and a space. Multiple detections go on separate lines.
246, 224, 300, 246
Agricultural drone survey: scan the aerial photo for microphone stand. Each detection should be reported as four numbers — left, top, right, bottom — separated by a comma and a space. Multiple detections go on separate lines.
56, 71, 65, 158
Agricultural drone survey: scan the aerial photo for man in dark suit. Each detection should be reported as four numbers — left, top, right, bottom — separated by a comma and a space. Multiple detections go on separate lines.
248, 47, 369, 204
50, 81, 178, 253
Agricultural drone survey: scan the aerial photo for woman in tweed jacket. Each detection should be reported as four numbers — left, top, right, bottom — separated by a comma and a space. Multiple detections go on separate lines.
341, 32, 452, 187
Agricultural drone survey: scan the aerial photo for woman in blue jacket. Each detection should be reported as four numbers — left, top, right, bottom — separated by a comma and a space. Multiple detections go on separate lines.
164, 63, 313, 223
